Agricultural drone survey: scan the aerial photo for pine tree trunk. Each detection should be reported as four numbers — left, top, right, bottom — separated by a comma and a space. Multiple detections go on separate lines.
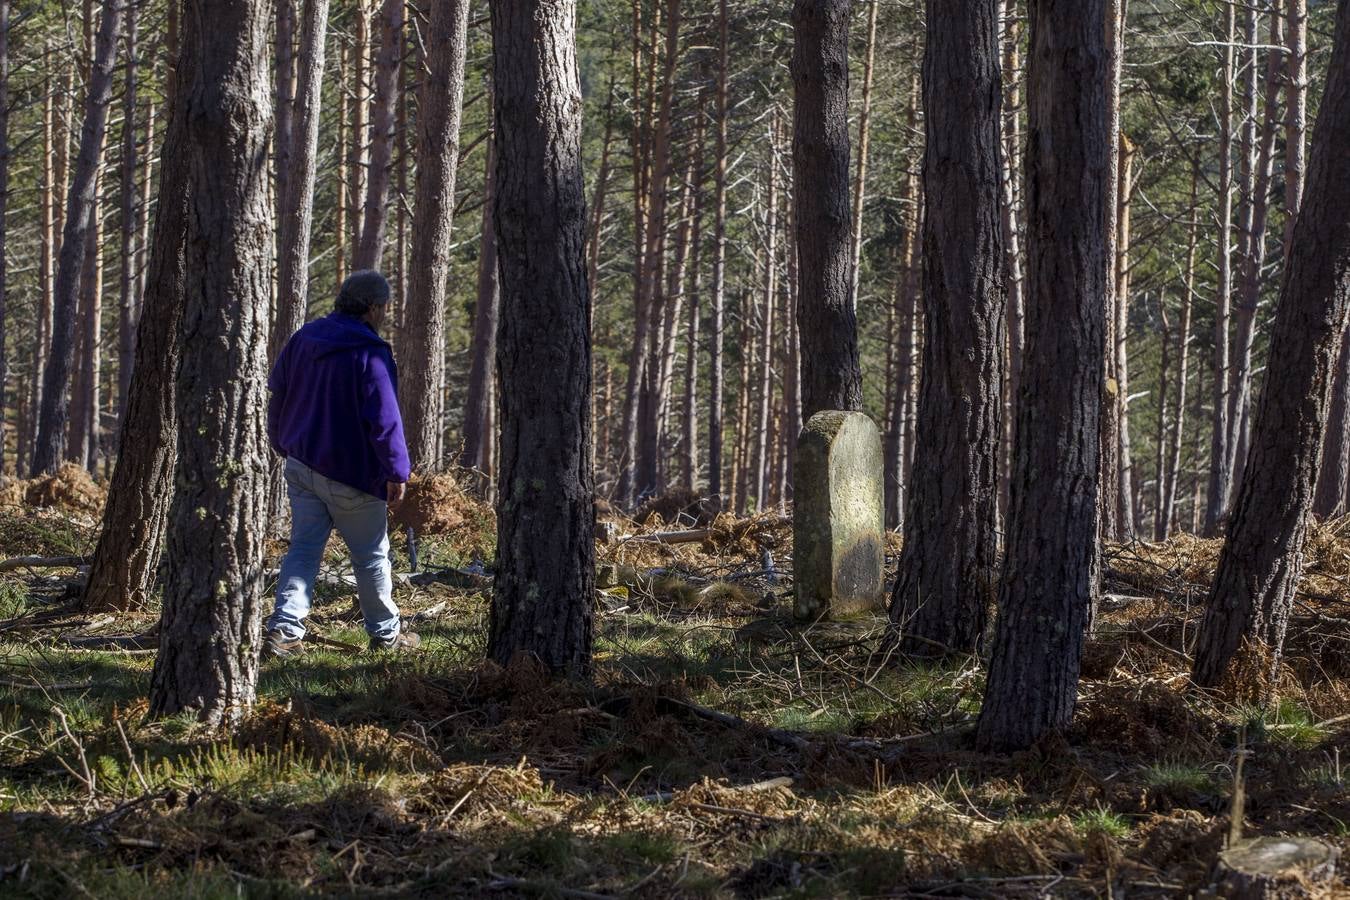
402, 0, 469, 473
1205, 0, 1238, 535
82, 23, 193, 614
1099, 0, 1124, 541
1229, 1, 1283, 489
117, 0, 139, 421
999, 8, 1024, 524
976, 0, 1109, 752
848, 0, 878, 300
754, 129, 779, 511
148, 0, 274, 723
791, 0, 862, 419
31, 1, 122, 475
347, 1, 371, 258
1159, 171, 1199, 538
461, 121, 499, 471
681, 110, 704, 492
354, 0, 403, 269
889, 0, 1004, 659
335, 43, 347, 284
1114, 133, 1136, 536
885, 141, 919, 531
488, 0, 594, 676
708, 0, 729, 503
273, 0, 330, 360
275, 0, 295, 255
1193, 0, 1350, 687
1282, 0, 1306, 260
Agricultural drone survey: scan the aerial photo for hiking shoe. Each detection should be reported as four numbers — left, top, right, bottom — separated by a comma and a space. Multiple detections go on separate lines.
368, 630, 421, 653
264, 630, 305, 659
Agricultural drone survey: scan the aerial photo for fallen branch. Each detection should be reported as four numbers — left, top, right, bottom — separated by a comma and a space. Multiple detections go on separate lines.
0, 555, 88, 574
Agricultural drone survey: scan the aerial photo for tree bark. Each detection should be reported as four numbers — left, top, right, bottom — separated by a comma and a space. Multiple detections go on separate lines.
148, 0, 274, 724
354, 0, 403, 269
885, 121, 919, 531
999, 6, 1024, 524
708, 0, 729, 503
402, 0, 469, 473
1205, 0, 1238, 535
1099, 0, 1123, 541
461, 120, 499, 472
117, 0, 139, 420
488, 0, 594, 676
1282, 0, 1306, 261
1114, 132, 1136, 536
754, 129, 779, 511
847, 0, 878, 300
681, 109, 704, 493
31, 0, 123, 476
1159, 169, 1199, 538
272, 0, 330, 361
791, 0, 861, 419
346, 1, 371, 258
82, 17, 193, 614
888, 0, 1004, 659
976, 0, 1109, 752
1192, 0, 1350, 688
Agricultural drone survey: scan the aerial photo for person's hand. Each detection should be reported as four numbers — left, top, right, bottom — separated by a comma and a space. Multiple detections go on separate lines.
387, 481, 407, 506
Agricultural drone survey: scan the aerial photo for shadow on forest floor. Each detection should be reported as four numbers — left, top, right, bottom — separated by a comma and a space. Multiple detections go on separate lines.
0, 499, 1348, 898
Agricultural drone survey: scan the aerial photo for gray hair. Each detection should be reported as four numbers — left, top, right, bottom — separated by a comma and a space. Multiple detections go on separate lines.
335, 270, 391, 316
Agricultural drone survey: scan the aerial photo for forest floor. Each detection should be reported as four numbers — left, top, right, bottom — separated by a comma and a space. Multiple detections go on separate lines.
0, 468, 1347, 898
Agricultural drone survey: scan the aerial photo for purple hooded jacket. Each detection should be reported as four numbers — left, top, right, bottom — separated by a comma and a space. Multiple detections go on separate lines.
267, 313, 412, 501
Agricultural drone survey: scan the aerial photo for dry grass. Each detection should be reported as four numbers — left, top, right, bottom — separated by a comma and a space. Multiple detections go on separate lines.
0, 495, 1347, 897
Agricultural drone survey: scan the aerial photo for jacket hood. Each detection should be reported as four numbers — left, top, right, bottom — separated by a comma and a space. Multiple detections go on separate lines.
301, 312, 390, 358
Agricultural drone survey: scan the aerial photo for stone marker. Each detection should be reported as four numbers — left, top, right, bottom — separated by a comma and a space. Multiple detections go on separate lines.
793, 411, 885, 620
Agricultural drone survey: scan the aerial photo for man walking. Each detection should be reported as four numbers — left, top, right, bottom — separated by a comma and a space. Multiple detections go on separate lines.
264, 270, 420, 656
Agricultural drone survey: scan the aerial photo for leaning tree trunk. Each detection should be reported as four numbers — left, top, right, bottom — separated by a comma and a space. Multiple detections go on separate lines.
272, 0, 330, 359
31, 0, 123, 476
1192, 0, 1350, 689
488, 0, 595, 676
148, 0, 274, 725
791, 0, 862, 419
402, 0, 469, 473
353, 0, 403, 270
888, 0, 1004, 659
81, 20, 193, 614
460, 121, 499, 472
976, 0, 1109, 752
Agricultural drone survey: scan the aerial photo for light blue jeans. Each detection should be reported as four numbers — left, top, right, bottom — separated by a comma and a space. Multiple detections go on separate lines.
267, 458, 401, 642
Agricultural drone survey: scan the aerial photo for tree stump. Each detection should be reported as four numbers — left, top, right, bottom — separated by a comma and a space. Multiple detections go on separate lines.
1209, 837, 1340, 899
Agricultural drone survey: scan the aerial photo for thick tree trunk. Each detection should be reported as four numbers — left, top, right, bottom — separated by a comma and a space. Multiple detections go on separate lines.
272, 0, 330, 360
1192, 0, 1350, 688
791, 0, 862, 419
148, 0, 274, 724
31, 0, 123, 476
354, 0, 403, 269
461, 123, 499, 472
976, 0, 1109, 752
1316, 332, 1350, 516
82, 24, 193, 614
488, 0, 594, 676
708, 0, 729, 503
889, 0, 1004, 659
1205, 0, 1238, 535
402, 0, 469, 473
